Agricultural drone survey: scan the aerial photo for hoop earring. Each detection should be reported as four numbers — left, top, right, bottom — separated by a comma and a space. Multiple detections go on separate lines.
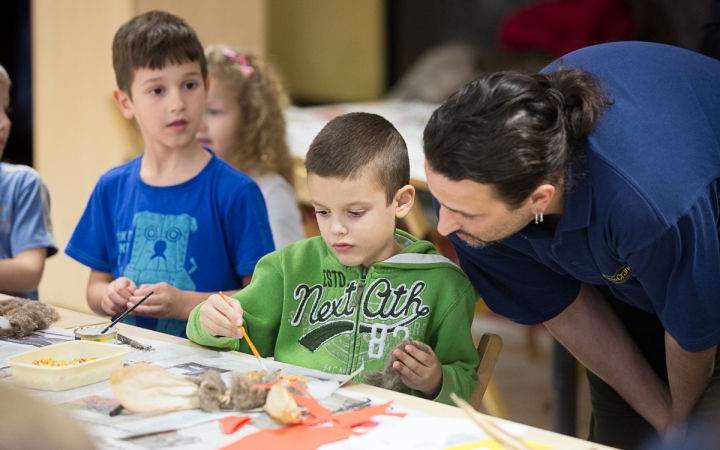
535, 212, 543, 224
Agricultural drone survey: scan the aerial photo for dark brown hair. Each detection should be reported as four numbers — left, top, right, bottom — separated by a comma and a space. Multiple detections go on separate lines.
305, 112, 409, 204
112, 10, 207, 97
205, 45, 293, 185
423, 69, 611, 209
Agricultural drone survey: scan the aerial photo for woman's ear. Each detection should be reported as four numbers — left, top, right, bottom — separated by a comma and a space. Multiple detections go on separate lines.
113, 89, 135, 120
394, 184, 416, 219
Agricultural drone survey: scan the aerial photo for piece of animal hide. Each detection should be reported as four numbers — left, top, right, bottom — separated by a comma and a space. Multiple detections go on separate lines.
362, 339, 433, 391
0, 297, 59, 337
195, 369, 283, 412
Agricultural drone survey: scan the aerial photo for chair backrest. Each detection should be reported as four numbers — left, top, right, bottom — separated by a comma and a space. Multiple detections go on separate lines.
468, 332, 503, 410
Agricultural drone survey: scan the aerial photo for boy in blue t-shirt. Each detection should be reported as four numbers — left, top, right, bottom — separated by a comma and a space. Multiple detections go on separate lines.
65, 11, 274, 337
0, 64, 57, 300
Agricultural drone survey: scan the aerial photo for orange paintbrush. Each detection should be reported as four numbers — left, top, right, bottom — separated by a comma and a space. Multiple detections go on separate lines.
219, 291, 269, 373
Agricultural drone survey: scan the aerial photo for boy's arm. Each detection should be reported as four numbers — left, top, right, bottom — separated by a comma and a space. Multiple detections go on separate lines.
187, 254, 284, 356
0, 247, 46, 294
427, 281, 480, 405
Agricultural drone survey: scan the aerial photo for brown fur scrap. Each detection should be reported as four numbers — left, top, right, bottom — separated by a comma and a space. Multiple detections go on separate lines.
0, 297, 59, 337
231, 369, 281, 411
362, 339, 432, 391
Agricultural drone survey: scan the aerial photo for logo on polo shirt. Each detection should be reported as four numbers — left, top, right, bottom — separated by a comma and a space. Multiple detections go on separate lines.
603, 264, 632, 283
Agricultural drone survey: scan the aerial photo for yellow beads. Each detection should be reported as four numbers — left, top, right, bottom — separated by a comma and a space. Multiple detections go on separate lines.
32, 357, 97, 367
281, 374, 308, 383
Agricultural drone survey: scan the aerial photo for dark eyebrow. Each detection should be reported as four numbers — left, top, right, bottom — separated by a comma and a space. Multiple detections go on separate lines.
141, 77, 163, 86
439, 201, 477, 218
426, 183, 478, 218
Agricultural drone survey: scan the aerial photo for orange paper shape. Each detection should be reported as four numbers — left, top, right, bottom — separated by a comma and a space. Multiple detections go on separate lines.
219, 415, 252, 434
221, 424, 353, 450
328, 401, 405, 428
222, 400, 403, 449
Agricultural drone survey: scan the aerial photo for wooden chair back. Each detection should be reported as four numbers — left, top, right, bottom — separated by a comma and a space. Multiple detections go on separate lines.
469, 332, 503, 410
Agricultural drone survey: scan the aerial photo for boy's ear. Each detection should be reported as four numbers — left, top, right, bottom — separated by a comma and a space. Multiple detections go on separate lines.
113, 89, 135, 120
394, 184, 416, 219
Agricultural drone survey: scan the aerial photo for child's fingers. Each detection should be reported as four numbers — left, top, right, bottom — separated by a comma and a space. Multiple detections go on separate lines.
402, 344, 434, 365
102, 298, 126, 316
106, 288, 130, 310
201, 303, 243, 338
392, 359, 421, 384
209, 294, 244, 326
393, 349, 424, 376
116, 278, 137, 295
203, 295, 244, 335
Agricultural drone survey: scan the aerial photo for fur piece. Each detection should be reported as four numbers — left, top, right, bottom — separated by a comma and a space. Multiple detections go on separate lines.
0, 297, 60, 337
232, 369, 281, 411
197, 370, 234, 412
363, 339, 433, 391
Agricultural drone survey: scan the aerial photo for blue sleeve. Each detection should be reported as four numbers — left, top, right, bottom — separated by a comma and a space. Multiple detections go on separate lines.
225, 182, 275, 277
10, 173, 57, 257
626, 186, 720, 352
65, 182, 114, 274
452, 234, 581, 325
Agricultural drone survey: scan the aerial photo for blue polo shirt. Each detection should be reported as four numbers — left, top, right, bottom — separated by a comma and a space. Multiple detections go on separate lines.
449, 42, 720, 352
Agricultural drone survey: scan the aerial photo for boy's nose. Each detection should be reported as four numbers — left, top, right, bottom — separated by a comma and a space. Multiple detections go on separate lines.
168, 90, 186, 112
436, 206, 461, 237
330, 218, 347, 236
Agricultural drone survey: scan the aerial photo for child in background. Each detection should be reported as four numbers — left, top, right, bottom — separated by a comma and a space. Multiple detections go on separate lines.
0, 64, 57, 300
196, 45, 304, 248
65, 11, 274, 337
187, 113, 479, 405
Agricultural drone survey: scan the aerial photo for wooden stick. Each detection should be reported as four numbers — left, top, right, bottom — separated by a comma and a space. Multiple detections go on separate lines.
218, 291, 269, 372
100, 291, 154, 334
450, 392, 532, 450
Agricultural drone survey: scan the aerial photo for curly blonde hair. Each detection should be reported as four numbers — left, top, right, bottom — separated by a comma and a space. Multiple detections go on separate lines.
205, 44, 293, 185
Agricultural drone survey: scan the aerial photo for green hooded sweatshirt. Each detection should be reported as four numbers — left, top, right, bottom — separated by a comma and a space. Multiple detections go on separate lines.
187, 230, 479, 405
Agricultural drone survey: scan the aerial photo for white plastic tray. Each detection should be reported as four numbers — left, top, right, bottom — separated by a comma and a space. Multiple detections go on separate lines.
6, 340, 130, 391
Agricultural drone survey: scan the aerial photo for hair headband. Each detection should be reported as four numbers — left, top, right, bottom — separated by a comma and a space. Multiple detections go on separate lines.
222, 48, 255, 78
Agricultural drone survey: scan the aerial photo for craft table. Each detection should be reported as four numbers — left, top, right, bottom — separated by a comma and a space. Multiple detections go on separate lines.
36, 305, 611, 449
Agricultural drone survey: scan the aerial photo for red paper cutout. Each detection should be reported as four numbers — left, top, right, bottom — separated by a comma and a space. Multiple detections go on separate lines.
221, 424, 353, 450
327, 401, 404, 428
222, 399, 403, 449
222, 379, 407, 449
219, 415, 251, 434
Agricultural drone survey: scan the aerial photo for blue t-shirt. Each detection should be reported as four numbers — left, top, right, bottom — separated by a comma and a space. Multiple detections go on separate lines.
65, 151, 275, 337
449, 42, 720, 352
0, 163, 58, 300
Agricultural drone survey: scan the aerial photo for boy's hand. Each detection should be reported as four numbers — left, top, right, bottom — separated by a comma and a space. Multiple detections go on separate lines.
392, 341, 443, 399
199, 294, 244, 339
102, 277, 136, 317
127, 282, 185, 319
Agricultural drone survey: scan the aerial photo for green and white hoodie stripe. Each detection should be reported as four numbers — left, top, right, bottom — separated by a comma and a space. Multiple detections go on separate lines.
187, 229, 479, 405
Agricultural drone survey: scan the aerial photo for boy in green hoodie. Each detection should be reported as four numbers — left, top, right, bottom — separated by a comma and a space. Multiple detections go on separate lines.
187, 112, 479, 405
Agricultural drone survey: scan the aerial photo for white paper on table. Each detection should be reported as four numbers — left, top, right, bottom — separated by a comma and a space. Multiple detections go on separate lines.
319, 416, 491, 450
